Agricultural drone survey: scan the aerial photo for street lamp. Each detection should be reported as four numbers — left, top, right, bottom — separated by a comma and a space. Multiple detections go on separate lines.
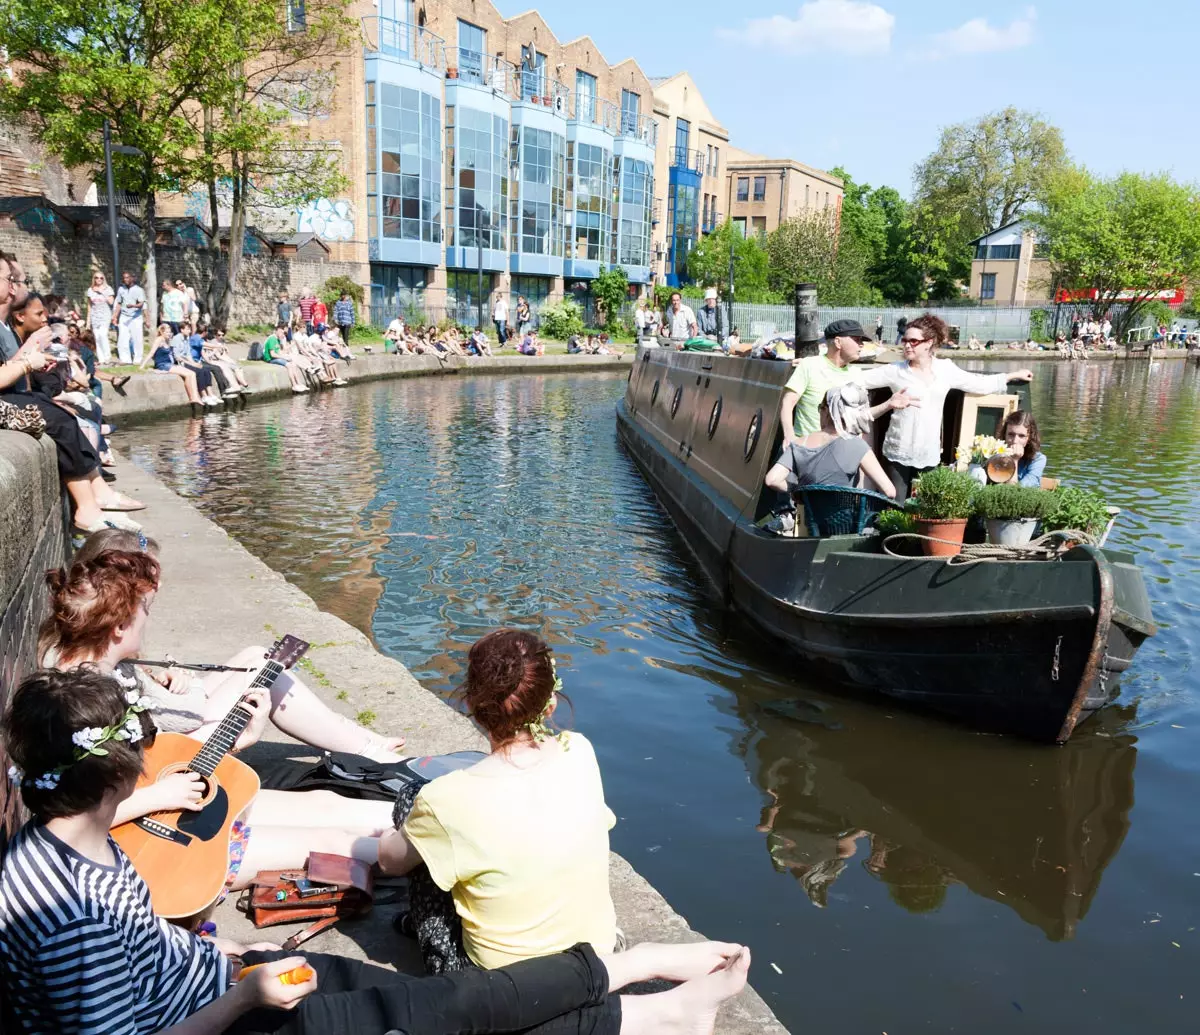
102, 120, 144, 286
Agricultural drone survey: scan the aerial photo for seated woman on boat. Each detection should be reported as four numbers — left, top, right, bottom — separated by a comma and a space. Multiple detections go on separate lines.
377, 630, 618, 974
854, 313, 1033, 499
764, 385, 896, 499
46, 528, 407, 761
998, 410, 1047, 487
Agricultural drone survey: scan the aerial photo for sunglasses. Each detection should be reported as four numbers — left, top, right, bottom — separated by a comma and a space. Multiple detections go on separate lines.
901, 336, 930, 345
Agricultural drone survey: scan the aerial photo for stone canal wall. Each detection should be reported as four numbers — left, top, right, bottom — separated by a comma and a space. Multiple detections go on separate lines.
102, 352, 634, 421
0, 433, 68, 835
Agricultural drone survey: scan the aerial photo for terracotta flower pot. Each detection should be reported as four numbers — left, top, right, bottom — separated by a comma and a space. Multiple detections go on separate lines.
915, 517, 968, 557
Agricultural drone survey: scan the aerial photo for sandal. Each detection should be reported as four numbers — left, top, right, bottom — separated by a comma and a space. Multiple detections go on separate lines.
112, 375, 132, 389
99, 492, 146, 512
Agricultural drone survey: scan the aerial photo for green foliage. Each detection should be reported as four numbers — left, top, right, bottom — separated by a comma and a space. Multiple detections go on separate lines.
1028, 308, 1052, 342
319, 275, 364, 307
975, 483, 1053, 520
683, 221, 781, 303
766, 212, 882, 306
912, 107, 1067, 296
873, 509, 918, 536
831, 168, 925, 304
590, 267, 629, 330
911, 466, 979, 520
1042, 486, 1110, 536
538, 299, 585, 340
355, 709, 377, 728
1030, 169, 1200, 339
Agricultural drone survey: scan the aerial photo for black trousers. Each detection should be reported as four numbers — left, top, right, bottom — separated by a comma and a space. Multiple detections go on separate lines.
229, 944, 621, 1035
0, 390, 99, 478
884, 458, 932, 501
202, 361, 232, 393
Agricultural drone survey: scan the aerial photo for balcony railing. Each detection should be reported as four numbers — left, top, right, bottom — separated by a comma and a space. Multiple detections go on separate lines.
571, 95, 620, 134
619, 112, 657, 148
362, 17, 446, 70
452, 51, 521, 97
669, 147, 705, 174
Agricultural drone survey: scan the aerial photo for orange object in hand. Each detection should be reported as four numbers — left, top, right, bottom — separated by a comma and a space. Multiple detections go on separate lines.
238, 963, 315, 985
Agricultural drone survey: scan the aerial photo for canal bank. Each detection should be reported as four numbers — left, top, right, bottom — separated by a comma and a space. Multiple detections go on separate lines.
101, 352, 634, 421
103, 451, 787, 1034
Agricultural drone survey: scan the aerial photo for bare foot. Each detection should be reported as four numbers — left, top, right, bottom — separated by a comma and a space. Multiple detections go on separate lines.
619, 948, 751, 1035
626, 940, 744, 982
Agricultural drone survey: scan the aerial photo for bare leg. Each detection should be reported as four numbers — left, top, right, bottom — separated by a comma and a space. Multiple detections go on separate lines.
200, 646, 405, 758
230, 827, 380, 890
245, 789, 392, 835
66, 476, 105, 526
90, 469, 144, 510
614, 948, 750, 1035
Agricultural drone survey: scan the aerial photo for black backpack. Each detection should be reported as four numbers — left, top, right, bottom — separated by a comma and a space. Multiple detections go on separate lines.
257, 750, 484, 802
247, 340, 264, 361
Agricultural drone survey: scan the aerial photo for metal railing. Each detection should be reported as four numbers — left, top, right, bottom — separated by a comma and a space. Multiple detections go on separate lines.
572, 95, 620, 134
619, 112, 657, 148
361, 16, 446, 69
669, 147, 705, 173
452, 52, 520, 97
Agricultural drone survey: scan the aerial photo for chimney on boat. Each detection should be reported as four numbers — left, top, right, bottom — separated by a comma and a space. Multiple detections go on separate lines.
793, 283, 821, 356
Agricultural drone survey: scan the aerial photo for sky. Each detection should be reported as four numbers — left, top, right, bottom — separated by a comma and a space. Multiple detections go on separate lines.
497, 0, 1199, 198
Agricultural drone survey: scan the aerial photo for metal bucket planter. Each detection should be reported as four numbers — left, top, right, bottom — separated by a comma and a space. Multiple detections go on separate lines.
987, 518, 1038, 547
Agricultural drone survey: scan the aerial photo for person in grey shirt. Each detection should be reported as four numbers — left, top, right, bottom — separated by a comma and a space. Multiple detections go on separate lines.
113, 271, 146, 364
696, 288, 725, 344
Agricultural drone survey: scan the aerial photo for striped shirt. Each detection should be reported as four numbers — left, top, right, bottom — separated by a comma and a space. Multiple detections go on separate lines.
0, 822, 231, 1034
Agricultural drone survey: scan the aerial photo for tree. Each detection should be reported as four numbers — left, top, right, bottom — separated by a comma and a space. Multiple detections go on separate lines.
196, 0, 354, 326
831, 167, 924, 304
766, 212, 882, 307
1030, 169, 1200, 338
590, 267, 629, 329
683, 221, 779, 302
0, 0, 235, 330
912, 107, 1067, 295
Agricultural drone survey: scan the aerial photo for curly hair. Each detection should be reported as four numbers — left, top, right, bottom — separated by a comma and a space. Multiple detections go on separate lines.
905, 313, 951, 348
998, 410, 1041, 462
5, 668, 155, 820
461, 630, 562, 746
38, 550, 161, 665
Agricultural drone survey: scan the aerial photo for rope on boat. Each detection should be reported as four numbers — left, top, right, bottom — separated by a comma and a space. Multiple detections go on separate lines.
880, 529, 1099, 565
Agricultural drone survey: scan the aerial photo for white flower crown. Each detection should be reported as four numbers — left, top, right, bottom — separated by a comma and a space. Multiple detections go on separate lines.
8, 688, 151, 792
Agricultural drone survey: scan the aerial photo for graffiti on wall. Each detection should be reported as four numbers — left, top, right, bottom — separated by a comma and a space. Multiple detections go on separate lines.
297, 198, 355, 241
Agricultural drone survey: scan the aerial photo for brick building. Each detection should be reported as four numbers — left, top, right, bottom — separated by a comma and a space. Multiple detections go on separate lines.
723, 144, 844, 240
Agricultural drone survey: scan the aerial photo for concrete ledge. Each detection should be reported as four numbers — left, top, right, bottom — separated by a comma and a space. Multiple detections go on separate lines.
0, 432, 60, 609
102, 353, 633, 421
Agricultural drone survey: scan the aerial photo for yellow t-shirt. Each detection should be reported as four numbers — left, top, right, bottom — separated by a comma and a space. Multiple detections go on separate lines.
403, 733, 618, 969
783, 355, 854, 436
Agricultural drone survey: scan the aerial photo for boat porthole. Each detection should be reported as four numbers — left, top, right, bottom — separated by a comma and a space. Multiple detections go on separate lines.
744, 408, 762, 462
695, 375, 701, 386
671, 385, 683, 418
651, 379, 660, 405
708, 396, 723, 439
642, 352, 650, 363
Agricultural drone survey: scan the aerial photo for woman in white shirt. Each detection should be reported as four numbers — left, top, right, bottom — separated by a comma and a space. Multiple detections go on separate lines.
85, 272, 115, 364
855, 313, 1032, 498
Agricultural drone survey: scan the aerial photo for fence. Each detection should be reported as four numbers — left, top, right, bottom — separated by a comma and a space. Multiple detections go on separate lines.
726, 304, 1048, 345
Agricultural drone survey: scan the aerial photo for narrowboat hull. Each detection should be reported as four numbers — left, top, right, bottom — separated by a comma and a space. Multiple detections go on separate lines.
616, 347, 1156, 742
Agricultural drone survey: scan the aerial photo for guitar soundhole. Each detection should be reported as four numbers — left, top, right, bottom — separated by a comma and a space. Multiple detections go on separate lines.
157, 763, 217, 809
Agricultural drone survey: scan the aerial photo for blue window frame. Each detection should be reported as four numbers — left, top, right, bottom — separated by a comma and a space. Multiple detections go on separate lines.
980, 272, 996, 300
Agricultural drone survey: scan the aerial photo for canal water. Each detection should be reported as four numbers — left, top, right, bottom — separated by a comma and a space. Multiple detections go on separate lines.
124, 359, 1199, 1033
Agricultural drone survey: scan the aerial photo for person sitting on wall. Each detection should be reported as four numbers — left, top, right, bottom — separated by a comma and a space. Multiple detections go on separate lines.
384, 316, 407, 353
380, 631, 633, 976
567, 333, 584, 354
181, 320, 238, 398
201, 327, 252, 393
0, 664, 751, 1035
998, 410, 1047, 487
141, 322, 215, 406
167, 322, 224, 405
262, 323, 309, 393
517, 329, 542, 356
467, 326, 493, 357
299, 331, 348, 386
764, 386, 896, 505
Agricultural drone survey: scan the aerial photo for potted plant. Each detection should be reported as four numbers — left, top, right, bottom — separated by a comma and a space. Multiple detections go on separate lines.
872, 507, 921, 555
1042, 486, 1111, 541
976, 483, 1052, 546
911, 466, 979, 557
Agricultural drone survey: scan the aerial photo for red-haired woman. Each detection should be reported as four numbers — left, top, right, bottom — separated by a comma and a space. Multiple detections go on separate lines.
379, 630, 618, 974
855, 313, 1034, 498
38, 547, 400, 888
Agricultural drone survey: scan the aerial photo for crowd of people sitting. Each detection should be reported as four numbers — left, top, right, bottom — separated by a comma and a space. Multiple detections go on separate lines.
0, 522, 752, 1034
763, 315, 1043, 532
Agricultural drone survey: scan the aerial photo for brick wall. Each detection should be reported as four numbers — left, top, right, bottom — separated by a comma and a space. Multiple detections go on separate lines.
0, 224, 363, 327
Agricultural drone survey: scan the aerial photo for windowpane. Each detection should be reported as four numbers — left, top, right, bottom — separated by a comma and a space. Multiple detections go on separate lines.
736, 177, 749, 202
752, 176, 766, 201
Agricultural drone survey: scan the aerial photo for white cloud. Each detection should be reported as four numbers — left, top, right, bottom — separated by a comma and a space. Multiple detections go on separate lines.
716, 0, 895, 56
932, 7, 1037, 55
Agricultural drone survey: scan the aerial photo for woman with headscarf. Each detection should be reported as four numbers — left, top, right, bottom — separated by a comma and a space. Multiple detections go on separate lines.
764, 383, 895, 498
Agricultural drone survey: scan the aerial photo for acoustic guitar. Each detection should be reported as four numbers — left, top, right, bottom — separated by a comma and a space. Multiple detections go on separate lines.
112, 635, 309, 918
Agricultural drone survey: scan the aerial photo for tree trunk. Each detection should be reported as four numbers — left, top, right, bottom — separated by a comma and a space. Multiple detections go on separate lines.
142, 186, 159, 335
217, 156, 247, 329
204, 105, 222, 323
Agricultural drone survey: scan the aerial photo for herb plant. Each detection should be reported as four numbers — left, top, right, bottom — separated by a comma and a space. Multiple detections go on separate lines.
975, 483, 1054, 521
911, 466, 979, 520
1042, 486, 1111, 536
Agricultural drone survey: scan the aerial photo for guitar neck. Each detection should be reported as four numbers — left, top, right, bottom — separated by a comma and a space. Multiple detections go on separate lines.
189, 660, 283, 777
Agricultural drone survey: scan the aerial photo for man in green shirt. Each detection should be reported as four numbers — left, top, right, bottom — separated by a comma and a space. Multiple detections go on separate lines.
780, 319, 870, 445
262, 323, 308, 392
